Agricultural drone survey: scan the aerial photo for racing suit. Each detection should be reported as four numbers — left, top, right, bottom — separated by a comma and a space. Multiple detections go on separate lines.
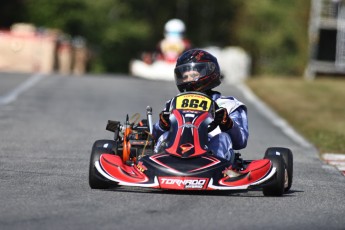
152, 91, 249, 161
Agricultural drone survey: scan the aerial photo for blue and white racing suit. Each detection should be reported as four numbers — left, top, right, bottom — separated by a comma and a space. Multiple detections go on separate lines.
152, 91, 249, 161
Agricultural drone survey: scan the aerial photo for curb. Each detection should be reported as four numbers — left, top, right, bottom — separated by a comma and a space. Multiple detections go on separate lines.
322, 153, 345, 176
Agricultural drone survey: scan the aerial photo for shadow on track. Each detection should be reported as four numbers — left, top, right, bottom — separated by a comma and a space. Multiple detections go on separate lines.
92, 186, 303, 198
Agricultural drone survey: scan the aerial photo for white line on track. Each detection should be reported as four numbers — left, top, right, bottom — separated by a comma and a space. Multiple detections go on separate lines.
236, 83, 313, 148
0, 74, 44, 107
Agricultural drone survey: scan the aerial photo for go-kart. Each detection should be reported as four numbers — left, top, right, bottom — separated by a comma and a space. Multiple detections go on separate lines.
129, 57, 175, 81
89, 92, 293, 196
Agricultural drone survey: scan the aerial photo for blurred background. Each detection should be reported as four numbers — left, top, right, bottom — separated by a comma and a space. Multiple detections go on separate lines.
0, 0, 313, 77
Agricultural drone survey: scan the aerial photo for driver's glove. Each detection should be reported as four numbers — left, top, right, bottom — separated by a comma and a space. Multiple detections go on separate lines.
214, 108, 233, 131
159, 111, 170, 131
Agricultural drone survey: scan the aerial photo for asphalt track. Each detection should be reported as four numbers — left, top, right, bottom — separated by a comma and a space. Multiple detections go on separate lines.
0, 72, 344, 230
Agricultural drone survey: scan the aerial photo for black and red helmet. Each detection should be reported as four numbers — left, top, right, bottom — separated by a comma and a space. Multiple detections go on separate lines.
174, 49, 221, 92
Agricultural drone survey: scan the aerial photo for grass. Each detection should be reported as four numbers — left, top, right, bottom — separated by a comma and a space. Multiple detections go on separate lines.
246, 76, 345, 154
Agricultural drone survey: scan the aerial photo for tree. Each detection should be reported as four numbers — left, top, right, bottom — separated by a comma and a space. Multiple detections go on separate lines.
233, 0, 310, 75
1, 0, 310, 75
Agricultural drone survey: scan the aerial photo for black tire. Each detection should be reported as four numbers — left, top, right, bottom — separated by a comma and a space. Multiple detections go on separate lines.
265, 147, 293, 192
263, 154, 285, 196
89, 140, 118, 189
92, 139, 118, 154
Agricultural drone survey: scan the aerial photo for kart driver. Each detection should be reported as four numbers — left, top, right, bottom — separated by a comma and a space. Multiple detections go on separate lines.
152, 49, 249, 161
158, 19, 191, 63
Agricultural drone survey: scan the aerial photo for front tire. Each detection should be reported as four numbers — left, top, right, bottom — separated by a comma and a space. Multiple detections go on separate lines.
265, 147, 293, 192
89, 140, 118, 189
92, 139, 118, 154
263, 154, 285, 196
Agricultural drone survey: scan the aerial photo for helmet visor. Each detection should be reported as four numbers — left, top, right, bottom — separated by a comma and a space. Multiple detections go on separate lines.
174, 62, 216, 85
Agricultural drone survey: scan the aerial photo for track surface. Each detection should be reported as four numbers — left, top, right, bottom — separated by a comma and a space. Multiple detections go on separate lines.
0, 73, 344, 230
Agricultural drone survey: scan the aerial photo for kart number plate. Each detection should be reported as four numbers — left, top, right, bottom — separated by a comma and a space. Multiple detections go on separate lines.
176, 94, 211, 111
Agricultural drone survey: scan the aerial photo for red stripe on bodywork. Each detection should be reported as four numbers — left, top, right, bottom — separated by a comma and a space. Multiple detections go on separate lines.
149, 154, 180, 173
188, 156, 221, 172
189, 112, 209, 157
165, 110, 183, 156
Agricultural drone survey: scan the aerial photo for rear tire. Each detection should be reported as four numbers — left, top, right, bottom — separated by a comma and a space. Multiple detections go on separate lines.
265, 147, 293, 192
263, 154, 285, 196
89, 140, 118, 189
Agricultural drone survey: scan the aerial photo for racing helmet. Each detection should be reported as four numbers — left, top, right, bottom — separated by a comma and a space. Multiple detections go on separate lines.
164, 19, 185, 38
174, 49, 221, 92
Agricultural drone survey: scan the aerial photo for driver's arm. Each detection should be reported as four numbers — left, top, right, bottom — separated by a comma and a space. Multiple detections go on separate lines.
152, 100, 171, 141
227, 106, 249, 150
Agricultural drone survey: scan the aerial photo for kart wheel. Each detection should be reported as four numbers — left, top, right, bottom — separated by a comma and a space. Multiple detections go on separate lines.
263, 154, 285, 196
265, 147, 293, 192
92, 139, 118, 154
89, 142, 118, 189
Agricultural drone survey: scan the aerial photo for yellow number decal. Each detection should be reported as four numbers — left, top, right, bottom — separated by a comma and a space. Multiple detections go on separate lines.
176, 94, 211, 111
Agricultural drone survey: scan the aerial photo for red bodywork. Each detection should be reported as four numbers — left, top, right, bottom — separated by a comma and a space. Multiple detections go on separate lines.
94, 92, 276, 191
97, 152, 274, 190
